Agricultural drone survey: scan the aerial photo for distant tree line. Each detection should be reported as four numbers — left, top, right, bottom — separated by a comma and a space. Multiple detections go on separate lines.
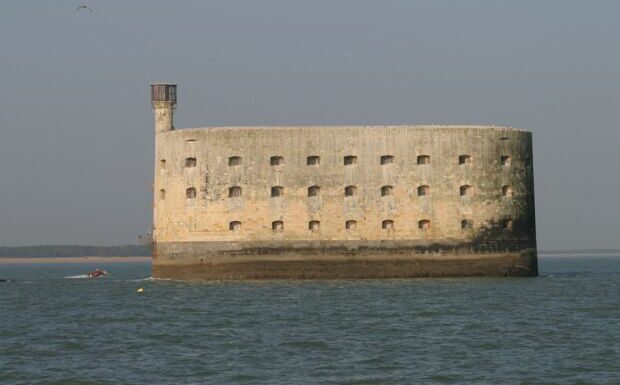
0, 245, 151, 258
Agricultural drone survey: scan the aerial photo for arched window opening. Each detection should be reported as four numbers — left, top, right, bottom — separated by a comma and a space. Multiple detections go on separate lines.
459, 155, 472, 165
502, 219, 514, 231
419, 219, 431, 231
381, 185, 393, 196
502, 185, 513, 197
272, 221, 284, 232
229, 221, 242, 232
344, 155, 357, 166
382, 220, 394, 230
159, 189, 165, 200
228, 156, 242, 166
309, 220, 320, 232
160, 159, 166, 170
418, 185, 430, 196
307, 156, 320, 166
380, 155, 394, 165
460, 185, 473, 197
229, 186, 242, 198
501, 155, 511, 166
417, 155, 431, 165
271, 186, 284, 197
345, 185, 357, 197
461, 219, 473, 230
270, 156, 284, 166
185, 157, 197, 168
345, 220, 357, 230
308, 185, 320, 197
186, 187, 196, 199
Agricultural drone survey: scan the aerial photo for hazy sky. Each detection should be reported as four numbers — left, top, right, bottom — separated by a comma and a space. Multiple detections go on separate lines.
1, 1, 619, 249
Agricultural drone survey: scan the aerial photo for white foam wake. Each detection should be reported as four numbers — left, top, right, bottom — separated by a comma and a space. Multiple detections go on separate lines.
64, 274, 90, 279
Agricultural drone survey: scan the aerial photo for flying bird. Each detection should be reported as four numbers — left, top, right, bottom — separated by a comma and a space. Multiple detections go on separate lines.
75, 5, 93, 13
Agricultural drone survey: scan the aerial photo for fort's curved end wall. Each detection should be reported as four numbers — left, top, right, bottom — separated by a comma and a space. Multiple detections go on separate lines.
151, 124, 537, 280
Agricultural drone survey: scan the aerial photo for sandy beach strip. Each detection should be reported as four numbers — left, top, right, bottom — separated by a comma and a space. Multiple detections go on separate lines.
0, 256, 151, 264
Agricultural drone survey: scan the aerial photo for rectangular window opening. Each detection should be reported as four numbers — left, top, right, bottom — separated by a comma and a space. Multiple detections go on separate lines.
344, 155, 357, 166
307, 156, 320, 166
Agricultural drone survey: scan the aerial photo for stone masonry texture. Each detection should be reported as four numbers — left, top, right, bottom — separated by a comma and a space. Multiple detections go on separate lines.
151, 120, 537, 280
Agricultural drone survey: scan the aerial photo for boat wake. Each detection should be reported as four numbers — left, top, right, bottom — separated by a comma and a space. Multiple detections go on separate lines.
64, 274, 90, 279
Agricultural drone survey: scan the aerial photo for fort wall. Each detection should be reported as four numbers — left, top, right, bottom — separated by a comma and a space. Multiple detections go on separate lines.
152, 122, 537, 279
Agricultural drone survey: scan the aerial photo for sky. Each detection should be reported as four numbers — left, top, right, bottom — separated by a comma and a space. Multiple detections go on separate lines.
0, 0, 619, 249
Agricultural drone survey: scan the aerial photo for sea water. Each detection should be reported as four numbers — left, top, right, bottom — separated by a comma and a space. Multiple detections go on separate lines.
1, 256, 619, 385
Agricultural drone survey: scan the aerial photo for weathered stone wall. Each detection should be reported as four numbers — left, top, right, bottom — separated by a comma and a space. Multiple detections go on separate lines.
152, 125, 536, 279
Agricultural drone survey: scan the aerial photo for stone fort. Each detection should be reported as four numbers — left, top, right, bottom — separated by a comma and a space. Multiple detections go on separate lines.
150, 84, 537, 280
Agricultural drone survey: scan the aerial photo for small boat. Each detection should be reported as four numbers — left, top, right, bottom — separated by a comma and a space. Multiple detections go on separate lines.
87, 268, 108, 278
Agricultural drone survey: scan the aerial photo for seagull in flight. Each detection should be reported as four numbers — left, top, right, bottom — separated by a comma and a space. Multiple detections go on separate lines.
75, 5, 93, 13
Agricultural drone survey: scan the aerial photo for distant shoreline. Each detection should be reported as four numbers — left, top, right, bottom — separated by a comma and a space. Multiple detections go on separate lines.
539, 250, 620, 256
1, 252, 620, 265
539, 253, 620, 257
0, 256, 151, 264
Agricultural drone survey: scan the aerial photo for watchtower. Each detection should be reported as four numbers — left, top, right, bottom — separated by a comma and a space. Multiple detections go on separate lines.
151, 83, 177, 133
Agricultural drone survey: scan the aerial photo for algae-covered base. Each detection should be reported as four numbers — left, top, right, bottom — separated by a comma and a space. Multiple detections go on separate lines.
152, 246, 537, 280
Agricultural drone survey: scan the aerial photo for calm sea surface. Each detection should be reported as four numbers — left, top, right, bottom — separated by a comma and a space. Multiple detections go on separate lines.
1, 256, 619, 385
